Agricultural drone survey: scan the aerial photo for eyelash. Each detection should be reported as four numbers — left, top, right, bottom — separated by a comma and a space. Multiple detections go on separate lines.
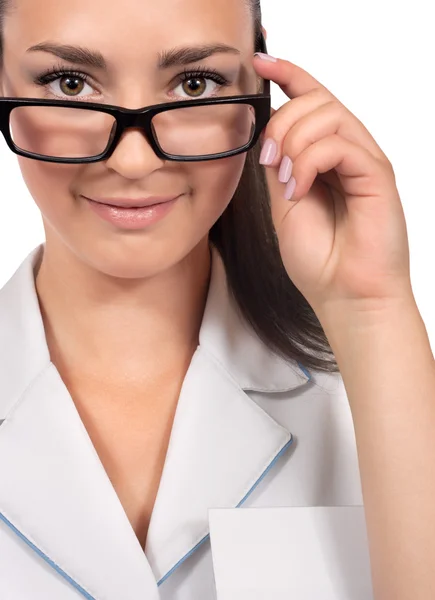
33, 62, 231, 98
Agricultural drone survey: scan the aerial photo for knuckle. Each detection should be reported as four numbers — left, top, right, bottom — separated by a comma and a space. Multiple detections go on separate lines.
281, 134, 298, 159
264, 121, 282, 142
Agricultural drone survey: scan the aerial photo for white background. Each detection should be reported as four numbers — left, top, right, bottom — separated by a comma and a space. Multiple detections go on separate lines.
1, 0, 434, 349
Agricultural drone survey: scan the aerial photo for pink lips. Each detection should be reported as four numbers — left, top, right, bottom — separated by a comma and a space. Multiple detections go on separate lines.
86, 195, 181, 208
84, 195, 182, 229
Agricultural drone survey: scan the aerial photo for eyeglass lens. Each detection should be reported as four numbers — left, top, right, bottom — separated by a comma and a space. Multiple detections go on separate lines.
8, 102, 257, 159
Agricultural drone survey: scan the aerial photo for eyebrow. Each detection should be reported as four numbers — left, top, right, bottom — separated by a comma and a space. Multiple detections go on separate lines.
25, 42, 241, 70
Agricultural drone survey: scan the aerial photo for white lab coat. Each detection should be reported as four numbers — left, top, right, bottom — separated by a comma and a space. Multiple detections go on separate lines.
0, 243, 374, 600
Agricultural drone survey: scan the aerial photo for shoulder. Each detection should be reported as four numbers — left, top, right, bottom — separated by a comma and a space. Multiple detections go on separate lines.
250, 368, 352, 433
247, 370, 364, 505
0, 245, 50, 420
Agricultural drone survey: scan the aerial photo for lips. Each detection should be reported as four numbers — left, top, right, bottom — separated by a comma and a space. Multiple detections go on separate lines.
83, 195, 181, 208
85, 192, 180, 229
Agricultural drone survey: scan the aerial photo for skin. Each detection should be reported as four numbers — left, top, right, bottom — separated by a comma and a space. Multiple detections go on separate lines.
0, 0, 264, 547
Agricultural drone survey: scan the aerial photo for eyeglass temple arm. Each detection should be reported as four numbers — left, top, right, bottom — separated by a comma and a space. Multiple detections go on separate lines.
258, 30, 271, 96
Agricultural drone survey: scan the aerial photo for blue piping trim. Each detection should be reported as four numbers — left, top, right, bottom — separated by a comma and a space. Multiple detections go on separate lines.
157, 532, 210, 587
0, 511, 96, 600
236, 436, 293, 508
297, 362, 312, 381
157, 435, 294, 587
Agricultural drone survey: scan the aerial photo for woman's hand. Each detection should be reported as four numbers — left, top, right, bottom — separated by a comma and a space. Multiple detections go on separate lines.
253, 53, 413, 318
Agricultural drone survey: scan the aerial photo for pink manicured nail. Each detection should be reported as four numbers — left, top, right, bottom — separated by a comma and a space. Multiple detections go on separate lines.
259, 138, 277, 165
284, 177, 297, 201
278, 156, 293, 183
254, 52, 277, 62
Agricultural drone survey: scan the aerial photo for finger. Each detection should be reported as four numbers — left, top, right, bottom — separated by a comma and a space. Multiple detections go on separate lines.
259, 89, 327, 150
261, 99, 389, 169
253, 54, 336, 101
260, 106, 277, 144
266, 134, 391, 215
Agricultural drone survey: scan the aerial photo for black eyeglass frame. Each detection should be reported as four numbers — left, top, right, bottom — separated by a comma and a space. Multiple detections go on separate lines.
0, 32, 271, 164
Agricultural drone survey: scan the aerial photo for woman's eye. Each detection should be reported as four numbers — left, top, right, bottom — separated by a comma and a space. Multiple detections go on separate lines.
34, 71, 97, 99
170, 69, 231, 100
50, 75, 95, 98
171, 75, 224, 99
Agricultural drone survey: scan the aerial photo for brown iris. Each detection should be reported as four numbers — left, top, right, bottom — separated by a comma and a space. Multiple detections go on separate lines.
59, 76, 85, 96
182, 77, 206, 97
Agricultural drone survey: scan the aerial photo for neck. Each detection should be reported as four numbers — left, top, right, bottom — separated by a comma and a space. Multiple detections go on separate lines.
34, 236, 212, 387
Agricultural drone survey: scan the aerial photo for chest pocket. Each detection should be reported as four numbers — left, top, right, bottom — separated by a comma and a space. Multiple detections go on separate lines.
209, 505, 374, 600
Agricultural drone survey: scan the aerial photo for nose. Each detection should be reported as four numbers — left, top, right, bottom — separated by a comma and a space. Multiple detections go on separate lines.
104, 125, 165, 179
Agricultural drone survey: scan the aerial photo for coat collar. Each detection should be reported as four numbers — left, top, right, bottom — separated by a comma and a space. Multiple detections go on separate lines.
0, 243, 311, 599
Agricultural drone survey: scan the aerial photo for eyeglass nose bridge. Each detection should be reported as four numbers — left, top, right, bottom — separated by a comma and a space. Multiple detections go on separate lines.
108, 107, 162, 156
118, 107, 155, 127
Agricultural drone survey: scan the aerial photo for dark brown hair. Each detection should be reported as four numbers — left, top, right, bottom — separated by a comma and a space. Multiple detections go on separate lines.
0, 0, 339, 374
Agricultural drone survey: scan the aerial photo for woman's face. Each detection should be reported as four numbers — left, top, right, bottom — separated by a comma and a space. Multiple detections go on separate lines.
0, 0, 259, 278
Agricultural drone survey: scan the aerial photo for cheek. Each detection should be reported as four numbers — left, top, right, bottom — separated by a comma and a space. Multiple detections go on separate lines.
189, 152, 247, 220
17, 157, 79, 226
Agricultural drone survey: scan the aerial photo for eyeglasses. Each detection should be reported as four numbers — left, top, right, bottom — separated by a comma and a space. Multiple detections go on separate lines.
0, 32, 271, 164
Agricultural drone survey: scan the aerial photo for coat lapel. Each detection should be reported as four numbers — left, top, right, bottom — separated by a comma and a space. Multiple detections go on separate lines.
145, 243, 311, 584
0, 246, 160, 599
0, 243, 311, 597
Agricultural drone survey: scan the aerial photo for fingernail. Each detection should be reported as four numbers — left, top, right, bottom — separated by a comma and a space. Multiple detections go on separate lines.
254, 52, 277, 62
284, 177, 297, 201
278, 155, 293, 183
259, 138, 277, 165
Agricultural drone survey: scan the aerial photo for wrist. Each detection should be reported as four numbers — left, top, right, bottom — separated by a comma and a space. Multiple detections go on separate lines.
314, 289, 418, 334
314, 293, 433, 377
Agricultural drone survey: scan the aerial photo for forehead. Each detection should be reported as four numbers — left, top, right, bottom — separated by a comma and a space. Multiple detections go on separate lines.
5, 0, 254, 55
